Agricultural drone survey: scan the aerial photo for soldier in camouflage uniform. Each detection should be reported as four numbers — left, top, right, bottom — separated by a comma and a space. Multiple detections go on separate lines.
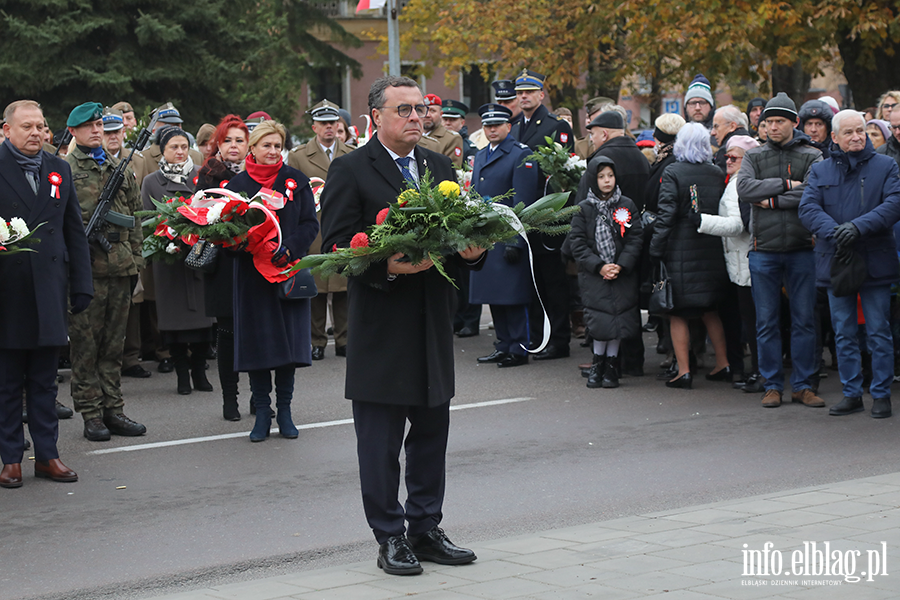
65, 102, 147, 441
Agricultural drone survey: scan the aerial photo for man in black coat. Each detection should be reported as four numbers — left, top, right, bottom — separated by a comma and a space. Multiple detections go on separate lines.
320, 76, 484, 576
511, 69, 575, 359
576, 111, 650, 375
0, 100, 92, 488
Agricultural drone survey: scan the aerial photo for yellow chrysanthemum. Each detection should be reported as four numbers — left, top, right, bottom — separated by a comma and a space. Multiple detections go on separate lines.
397, 189, 418, 206
438, 180, 461, 199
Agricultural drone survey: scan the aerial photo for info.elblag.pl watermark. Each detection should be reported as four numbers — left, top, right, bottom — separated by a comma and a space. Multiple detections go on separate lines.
741, 541, 889, 586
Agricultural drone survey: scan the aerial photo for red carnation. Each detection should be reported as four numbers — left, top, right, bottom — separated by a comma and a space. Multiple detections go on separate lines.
376, 208, 390, 225
350, 232, 369, 248
332, 244, 338, 252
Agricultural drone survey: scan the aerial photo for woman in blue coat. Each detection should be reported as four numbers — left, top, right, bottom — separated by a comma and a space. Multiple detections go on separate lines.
226, 121, 319, 441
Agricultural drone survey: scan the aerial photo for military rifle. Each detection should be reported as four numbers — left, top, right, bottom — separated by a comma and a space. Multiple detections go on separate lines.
53, 130, 72, 157
84, 110, 159, 252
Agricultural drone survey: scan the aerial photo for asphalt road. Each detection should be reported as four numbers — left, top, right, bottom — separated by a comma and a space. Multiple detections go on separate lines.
3, 327, 897, 600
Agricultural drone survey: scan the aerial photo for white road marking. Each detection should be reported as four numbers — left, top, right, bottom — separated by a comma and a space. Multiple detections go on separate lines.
86, 397, 535, 455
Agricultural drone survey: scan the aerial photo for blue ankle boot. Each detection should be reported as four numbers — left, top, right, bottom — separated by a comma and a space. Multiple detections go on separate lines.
249, 409, 271, 442
276, 408, 298, 439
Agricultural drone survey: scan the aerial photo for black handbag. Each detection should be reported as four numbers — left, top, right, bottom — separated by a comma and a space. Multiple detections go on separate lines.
830, 250, 867, 298
184, 239, 219, 273
279, 268, 318, 300
648, 261, 674, 314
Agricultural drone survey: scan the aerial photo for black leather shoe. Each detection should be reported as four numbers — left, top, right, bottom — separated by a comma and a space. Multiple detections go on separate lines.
456, 327, 478, 338
533, 345, 570, 361
122, 364, 152, 378
408, 527, 476, 565
103, 413, 147, 436
377, 535, 423, 575
311, 346, 325, 361
157, 358, 174, 373
665, 373, 693, 389
477, 350, 508, 363
498, 353, 528, 368
871, 397, 891, 419
335, 345, 346, 357
55, 402, 74, 420
706, 366, 733, 382
742, 372, 765, 393
83, 417, 111, 441
829, 396, 864, 416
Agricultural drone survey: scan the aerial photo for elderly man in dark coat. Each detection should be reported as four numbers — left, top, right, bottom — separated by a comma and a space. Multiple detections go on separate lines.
799, 110, 900, 419
470, 103, 540, 367
0, 100, 92, 488
321, 76, 484, 576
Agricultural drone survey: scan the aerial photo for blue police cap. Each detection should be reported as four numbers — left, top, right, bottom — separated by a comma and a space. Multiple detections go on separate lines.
491, 80, 516, 101
478, 103, 513, 125
515, 69, 545, 91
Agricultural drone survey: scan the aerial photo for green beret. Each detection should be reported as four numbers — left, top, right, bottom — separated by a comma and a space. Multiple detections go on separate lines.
67, 102, 104, 127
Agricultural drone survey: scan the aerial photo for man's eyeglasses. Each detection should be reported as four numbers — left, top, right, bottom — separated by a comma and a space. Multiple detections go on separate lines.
380, 104, 427, 118
891, 125, 900, 132
686, 100, 709, 108
725, 155, 742, 163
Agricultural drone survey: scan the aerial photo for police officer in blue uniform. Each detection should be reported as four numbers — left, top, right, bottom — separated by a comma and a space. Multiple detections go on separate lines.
511, 69, 574, 152
470, 104, 541, 367
511, 69, 575, 359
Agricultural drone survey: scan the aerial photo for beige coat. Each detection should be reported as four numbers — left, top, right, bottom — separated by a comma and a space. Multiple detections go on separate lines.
418, 123, 463, 167
287, 138, 353, 292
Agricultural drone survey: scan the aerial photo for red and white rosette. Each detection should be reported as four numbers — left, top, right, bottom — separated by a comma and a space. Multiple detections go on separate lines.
284, 178, 298, 202
48, 172, 62, 199
309, 177, 325, 212
612, 206, 632, 237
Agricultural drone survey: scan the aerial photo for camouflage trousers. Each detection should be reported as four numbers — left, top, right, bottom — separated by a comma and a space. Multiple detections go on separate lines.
70, 276, 131, 419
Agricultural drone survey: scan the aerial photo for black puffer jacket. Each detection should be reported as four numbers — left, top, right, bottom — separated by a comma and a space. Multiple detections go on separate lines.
568, 191, 643, 341
649, 161, 728, 310
735, 129, 822, 253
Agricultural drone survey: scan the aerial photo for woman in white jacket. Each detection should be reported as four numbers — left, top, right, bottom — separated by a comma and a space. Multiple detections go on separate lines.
697, 135, 762, 392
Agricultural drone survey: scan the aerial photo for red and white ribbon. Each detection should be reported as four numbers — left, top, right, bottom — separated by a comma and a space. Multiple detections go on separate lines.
309, 177, 325, 212
48, 172, 62, 199
188, 187, 283, 250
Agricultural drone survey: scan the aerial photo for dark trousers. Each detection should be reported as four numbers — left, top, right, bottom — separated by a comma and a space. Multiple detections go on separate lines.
719, 282, 745, 375
529, 250, 570, 348
122, 300, 141, 369
490, 304, 529, 355
736, 285, 758, 373
454, 271, 482, 332
0, 347, 60, 464
352, 399, 450, 544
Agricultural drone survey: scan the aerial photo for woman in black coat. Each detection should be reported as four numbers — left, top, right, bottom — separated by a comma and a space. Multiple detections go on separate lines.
225, 120, 318, 442
568, 156, 643, 389
195, 115, 249, 421
649, 123, 730, 389
141, 126, 214, 396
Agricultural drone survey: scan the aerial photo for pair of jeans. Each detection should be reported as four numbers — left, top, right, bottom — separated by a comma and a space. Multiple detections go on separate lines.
748, 250, 817, 392
828, 285, 893, 399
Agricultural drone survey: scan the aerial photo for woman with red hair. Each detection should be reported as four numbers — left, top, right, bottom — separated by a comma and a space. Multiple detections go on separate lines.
195, 115, 250, 421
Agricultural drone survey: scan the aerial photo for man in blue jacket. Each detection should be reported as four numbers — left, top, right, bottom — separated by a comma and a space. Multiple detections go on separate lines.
799, 110, 900, 419
470, 103, 540, 367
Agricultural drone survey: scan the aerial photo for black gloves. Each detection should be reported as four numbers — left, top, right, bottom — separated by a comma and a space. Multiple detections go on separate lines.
70, 294, 92, 315
835, 245, 854, 265
832, 222, 859, 247
688, 208, 701, 228
271, 246, 293, 268
503, 246, 523, 265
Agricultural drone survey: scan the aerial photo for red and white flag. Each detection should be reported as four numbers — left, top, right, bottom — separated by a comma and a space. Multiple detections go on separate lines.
356, 0, 386, 12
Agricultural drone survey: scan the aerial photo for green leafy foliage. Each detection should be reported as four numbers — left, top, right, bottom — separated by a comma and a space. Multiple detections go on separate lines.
523, 137, 586, 194
294, 170, 578, 287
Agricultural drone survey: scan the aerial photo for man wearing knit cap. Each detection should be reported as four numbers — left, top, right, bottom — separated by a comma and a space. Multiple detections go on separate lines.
736, 92, 824, 409
417, 93, 463, 167
683, 74, 715, 128
65, 102, 147, 441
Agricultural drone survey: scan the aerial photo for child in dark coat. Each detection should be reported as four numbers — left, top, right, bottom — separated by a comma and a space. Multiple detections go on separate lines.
567, 156, 643, 388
